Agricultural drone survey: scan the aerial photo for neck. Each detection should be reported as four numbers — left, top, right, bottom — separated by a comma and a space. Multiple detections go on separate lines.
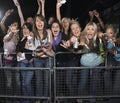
38, 30, 43, 39
73, 34, 80, 38
38, 29, 43, 34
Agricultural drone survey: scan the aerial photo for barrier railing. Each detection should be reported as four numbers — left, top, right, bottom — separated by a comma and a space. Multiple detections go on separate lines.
0, 67, 51, 103
53, 67, 117, 103
53, 52, 120, 103
0, 52, 120, 103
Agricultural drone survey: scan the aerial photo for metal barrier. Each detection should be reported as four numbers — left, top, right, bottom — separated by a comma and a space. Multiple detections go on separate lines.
0, 67, 51, 103
53, 52, 120, 103
54, 67, 111, 102
0, 52, 120, 103
0, 52, 52, 103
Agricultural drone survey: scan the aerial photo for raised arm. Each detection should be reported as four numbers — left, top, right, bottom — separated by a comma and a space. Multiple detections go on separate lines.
0, 9, 13, 34
40, 0, 45, 17
13, 0, 25, 27
93, 10, 104, 30
37, 0, 42, 14
56, 0, 62, 23
88, 11, 94, 22
37, 0, 45, 17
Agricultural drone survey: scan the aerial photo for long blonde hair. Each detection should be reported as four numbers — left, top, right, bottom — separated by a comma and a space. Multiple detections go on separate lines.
83, 22, 98, 47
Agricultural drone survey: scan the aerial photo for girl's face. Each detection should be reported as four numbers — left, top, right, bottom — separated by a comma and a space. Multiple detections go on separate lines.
35, 17, 44, 31
86, 25, 95, 39
22, 25, 30, 36
105, 28, 115, 38
71, 23, 81, 37
26, 17, 33, 25
62, 18, 70, 30
9, 22, 18, 31
51, 22, 60, 37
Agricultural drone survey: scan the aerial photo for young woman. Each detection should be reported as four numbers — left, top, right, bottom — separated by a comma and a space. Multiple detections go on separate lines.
50, 19, 72, 97
104, 24, 120, 95
102, 24, 117, 95
51, 19, 70, 66
78, 22, 105, 102
80, 22, 104, 67
61, 19, 84, 55
105, 24, 117, 66
32, 14, 53, 103
61, 19, 83, 97
56, 0, 71, 39
3, 21, 19, 103
16, 22, 34, 103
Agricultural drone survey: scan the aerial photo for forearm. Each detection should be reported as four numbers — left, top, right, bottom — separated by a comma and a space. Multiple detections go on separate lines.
41, 2, 45, 17
37, 3, 41, 14
0, 15, 7, 34
56, 6, 62, 23
0, 24, 7, 34
89, 16, 94, 22
97, 17, 104, 29
17, 6, 25, 26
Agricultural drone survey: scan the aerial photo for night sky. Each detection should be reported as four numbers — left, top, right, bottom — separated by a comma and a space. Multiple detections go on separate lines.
0, 0, 58, 21
0, 0, 90, 27
0, 0, 119, 27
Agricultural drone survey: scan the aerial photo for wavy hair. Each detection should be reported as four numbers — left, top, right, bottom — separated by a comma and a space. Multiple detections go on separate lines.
83, 22, 98, 47
33, 14, 48, 40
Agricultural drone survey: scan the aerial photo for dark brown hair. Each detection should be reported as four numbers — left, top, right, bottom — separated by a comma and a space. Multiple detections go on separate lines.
33, 14, 48, 40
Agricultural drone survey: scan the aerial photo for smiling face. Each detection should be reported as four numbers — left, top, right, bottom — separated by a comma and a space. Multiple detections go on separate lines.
86, 25, 95, 39
51, 22, 60, 37
62, 18, 70, 30
71, 23, 81, 37
22, 25, 30, 36
35, 17, 45, 31
105, 28, 115, 39
9, 22, 18, 31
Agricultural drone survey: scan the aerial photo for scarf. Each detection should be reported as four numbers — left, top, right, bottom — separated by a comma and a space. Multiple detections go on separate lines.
52, 33, 62, 51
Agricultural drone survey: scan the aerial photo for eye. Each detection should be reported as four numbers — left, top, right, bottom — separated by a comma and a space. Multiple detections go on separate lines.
87, 28, 90, 30
110, 32, 113, 34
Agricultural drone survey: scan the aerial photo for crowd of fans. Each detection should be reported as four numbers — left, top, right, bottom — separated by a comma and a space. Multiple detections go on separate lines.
0, 0, 120, 103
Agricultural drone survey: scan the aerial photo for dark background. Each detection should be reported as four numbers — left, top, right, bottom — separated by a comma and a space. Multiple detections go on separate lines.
0, 0, 120, 28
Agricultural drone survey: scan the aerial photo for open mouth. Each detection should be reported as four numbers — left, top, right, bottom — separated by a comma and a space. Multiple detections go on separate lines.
53, 30, 59, 35
74, 31, 80, 37
87, 34, 93, 38
38, 24, 43, 28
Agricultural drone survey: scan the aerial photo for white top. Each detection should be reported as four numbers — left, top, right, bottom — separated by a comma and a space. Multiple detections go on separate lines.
33, 30, 51, 58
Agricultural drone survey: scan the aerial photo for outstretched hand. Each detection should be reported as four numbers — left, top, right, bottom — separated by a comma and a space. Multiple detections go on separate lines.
93, 10, 100, 18
60, 40, 70, 49
4, 9, 14, 17
57, 0, 66, 8
89, 11, 94, 19
13, 0, 20, 7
